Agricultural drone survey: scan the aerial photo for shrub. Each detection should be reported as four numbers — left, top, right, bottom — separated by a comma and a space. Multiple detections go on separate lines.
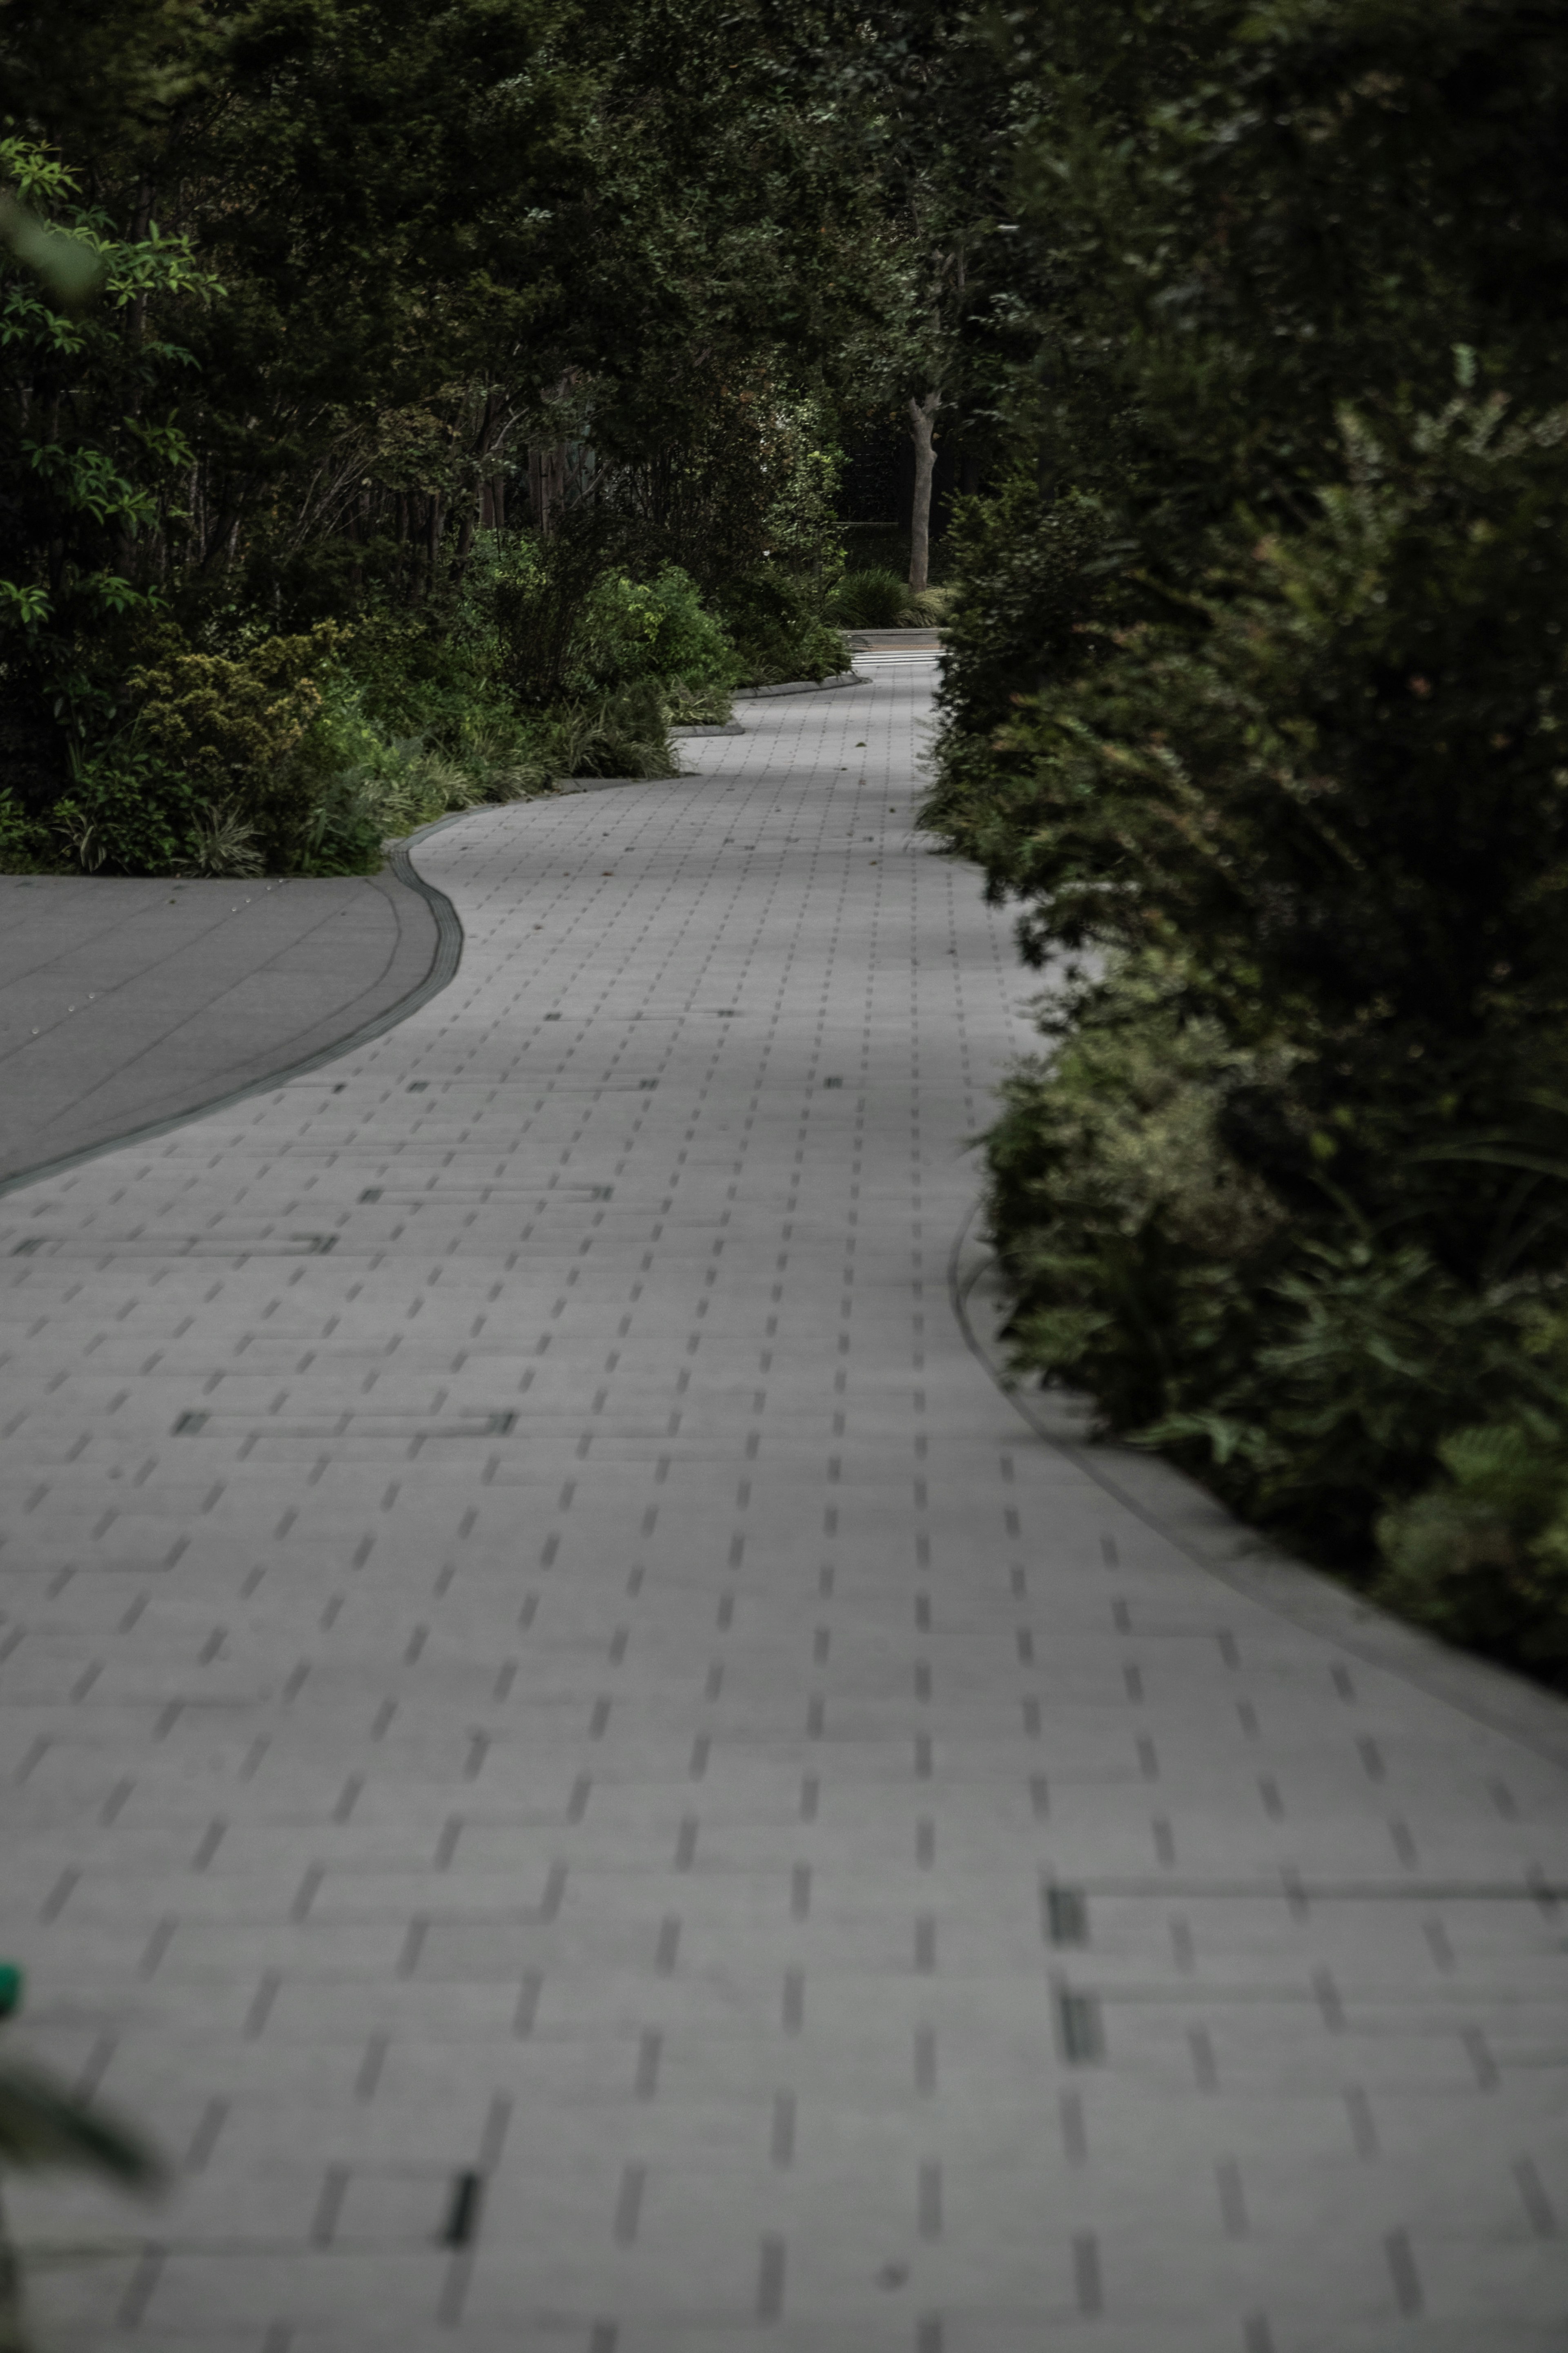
581, 564, 741, 693
922, 480, 1133, 854
1374, 1405, 1568, 1677
125, 623, 368, 871
0, 789, 58, 872
534, 681, 679, 781
827, 568, 960, 630
486, 517, 626, 708
710, 569, 848, 685
829, 566, 912, 628
49, 741, 205, 875
986, 956, 1566, 1584
947, 390, 1568, 1291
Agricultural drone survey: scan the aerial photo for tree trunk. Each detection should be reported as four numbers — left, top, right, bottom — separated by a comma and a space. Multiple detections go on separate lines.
427, 494, 444, 593
528, 442, 568, 537
907, 389, 941, 595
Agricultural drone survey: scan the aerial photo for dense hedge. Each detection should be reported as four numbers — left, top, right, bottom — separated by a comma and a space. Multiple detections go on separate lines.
926, 0, 1568, 1682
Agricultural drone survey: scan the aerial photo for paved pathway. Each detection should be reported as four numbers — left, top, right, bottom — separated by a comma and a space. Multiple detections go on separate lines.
0, 870, 440, 1190
2, 656, 1565, 2353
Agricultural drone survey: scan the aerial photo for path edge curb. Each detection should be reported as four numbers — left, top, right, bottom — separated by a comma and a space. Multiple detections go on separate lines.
734, 671, 870, 698
0, 816, 467, 1204
948, 1201, 1568, 1772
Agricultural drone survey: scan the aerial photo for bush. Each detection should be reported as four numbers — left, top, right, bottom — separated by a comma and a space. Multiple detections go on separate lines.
986, 955, 1568, 1592
124, 622, 376, 872
49, 741, 207, 875
1374, 1402, 1568, 1678
923, 480, 1133, 854
0, 548, 697, 876
710, 569, 849, 685
579, 564, 742, 694
947, 391, 1568, 1290
829, 566, 911, 628
828, 567, 958, 631
959, 390, 1568, 1665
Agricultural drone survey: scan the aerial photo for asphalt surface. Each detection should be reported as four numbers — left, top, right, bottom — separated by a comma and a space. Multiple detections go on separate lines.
0, 871, 442, 1189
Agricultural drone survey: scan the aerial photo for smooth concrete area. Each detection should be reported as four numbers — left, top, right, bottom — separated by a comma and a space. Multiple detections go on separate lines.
0, 870, 442, 1188
1, 660, 1565, 2353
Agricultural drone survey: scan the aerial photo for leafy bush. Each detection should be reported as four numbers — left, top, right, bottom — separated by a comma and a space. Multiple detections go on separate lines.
480, 524, 746, 713
0, 132, 219, 754
987, 955, 1568, 1594
580, 564, 741, 694
0, 550, 692, 876
830, 566, 911, 627
959, 388, 1568, 1668
0, 792, 51, 872
126, 624, 353, 867
953, 392, 1568, 1291
933, 480, 1130, 740
828, 567, 958, 630
923, 481, 1133, 854
1374, 1407, 1568, 1675
529, 681, 679, 782
50, 741, 205, 875
710, 569, 849, 685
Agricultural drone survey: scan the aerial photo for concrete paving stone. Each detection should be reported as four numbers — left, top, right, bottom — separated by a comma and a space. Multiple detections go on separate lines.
3, 653, 1567, 2348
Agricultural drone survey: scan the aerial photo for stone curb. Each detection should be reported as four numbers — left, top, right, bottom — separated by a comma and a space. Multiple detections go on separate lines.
733, 671, 870, 698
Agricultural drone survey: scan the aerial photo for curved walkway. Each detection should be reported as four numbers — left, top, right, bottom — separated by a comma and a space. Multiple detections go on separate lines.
2, 660, 1565, 2353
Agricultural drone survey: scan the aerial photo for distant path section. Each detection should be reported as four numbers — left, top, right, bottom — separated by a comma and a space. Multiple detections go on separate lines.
0, 867, 445, 1188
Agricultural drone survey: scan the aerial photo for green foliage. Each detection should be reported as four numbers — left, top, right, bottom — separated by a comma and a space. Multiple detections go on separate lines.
534, 681, 679, 783
985, 0, 1568, 575
486, 520, 624, 709
930, 479, 1130, 742
0, 795, 53, 874
0, 134, 219, 731
128, 624, 343, 858
606, 384, 848, 596
958, 394, 1568, 1288
987, 956, 1568, 1596
829, 567, 911, 628
584, 566, 741, 694
0, 0, 898, 845
49, 742, 203, 876
0, 531, 713, 875
1374, 1402, 1568, 1675
0, 2058, 164, 2187
711, 571, 849, 686
963, 388, 1568, 1663
932, 8, 1568, 1684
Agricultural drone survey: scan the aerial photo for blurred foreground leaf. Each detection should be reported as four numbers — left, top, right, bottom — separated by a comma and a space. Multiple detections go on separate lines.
0, 2060, 165, 2190
0, 194, 103, 306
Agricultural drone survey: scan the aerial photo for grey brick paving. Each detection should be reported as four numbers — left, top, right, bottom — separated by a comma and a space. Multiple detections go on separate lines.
2, 654, 1566, 2351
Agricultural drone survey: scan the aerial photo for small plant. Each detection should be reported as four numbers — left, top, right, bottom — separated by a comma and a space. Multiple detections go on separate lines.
829, 566, 915, 628
540, 681, 679, 782
0, 1966, 165, 2353
904, 584, 955, 625
713, 570, 848, 685
1374, 1407, 1568, 1675
181, 802, 264, 879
